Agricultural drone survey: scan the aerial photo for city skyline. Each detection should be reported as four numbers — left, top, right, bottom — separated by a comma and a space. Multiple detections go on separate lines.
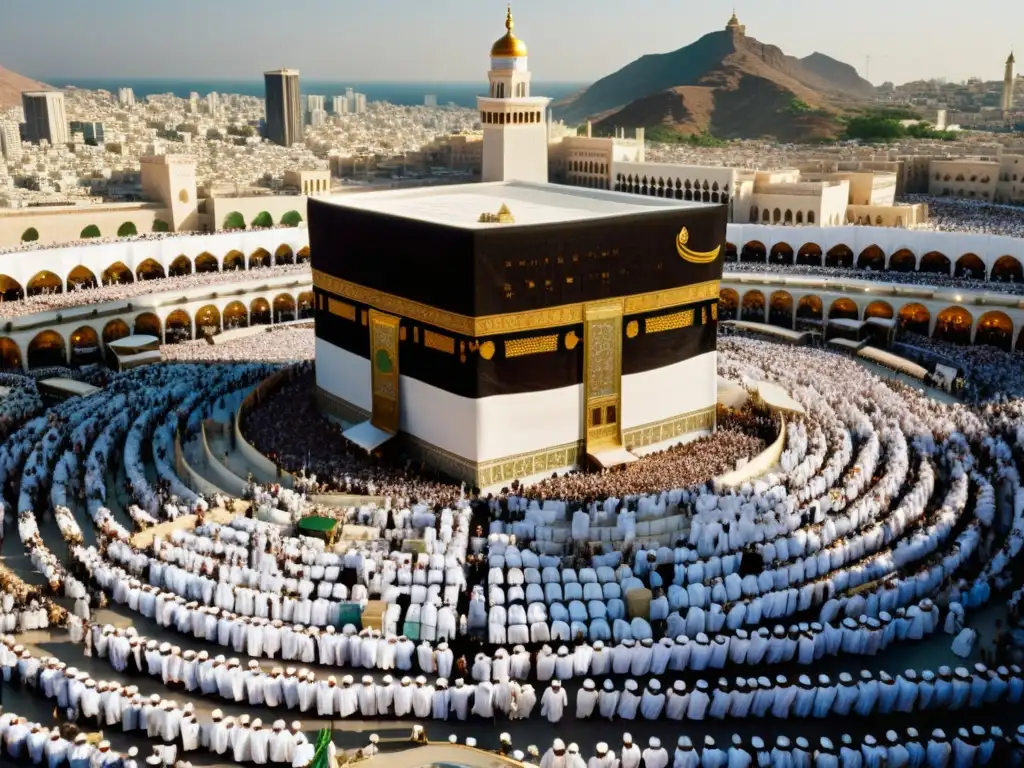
1, 0, 1020, 87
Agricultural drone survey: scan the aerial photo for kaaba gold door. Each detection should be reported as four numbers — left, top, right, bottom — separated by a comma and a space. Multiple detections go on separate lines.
583, 299, 624, 453
369, 309, 401, 434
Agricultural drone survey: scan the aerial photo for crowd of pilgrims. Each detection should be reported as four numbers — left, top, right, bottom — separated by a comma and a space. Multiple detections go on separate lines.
160, 326, 315, 365
0, 262, 310, 319
5, 336, 1024, 764
240, 371, 772, 503
909, 196, 1024, 240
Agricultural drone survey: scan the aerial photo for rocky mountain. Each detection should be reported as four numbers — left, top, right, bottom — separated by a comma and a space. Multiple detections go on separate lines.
0, 65, 51, 110
553, 20, 872, 142
799, 52, 874, 97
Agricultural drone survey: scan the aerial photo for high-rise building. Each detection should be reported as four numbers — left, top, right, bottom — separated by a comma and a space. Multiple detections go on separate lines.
264, 69, 304, 147
117, 87, 136, 107
205, 92, 220, 118
188, 92, 200, 113
70, 121, 106, 145
352, 93, 367, 114
0, 121, 23, 162
331, 95, 349, 115
308, 108, 329, 128
21, 91, 70, 145
304, 95, 326, 125
424, 94, 438, 107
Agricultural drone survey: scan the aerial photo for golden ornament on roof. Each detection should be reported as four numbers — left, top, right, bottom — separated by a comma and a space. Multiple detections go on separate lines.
491, 6, 529, 58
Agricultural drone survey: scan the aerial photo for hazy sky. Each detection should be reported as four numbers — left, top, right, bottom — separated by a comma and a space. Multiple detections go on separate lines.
2, 0, 1020, 86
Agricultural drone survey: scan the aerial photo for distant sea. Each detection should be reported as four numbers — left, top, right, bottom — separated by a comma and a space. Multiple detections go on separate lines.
47, 78, 588, 107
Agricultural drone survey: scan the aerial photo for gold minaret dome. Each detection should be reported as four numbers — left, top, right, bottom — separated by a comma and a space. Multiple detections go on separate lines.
490, 6, 529, 58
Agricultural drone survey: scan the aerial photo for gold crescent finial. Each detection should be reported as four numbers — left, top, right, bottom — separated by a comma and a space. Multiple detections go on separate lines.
506, 4, 514, 32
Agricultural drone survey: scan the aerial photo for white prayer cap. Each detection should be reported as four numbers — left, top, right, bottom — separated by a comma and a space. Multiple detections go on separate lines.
839, 673, 853, 683
513, 751, 524, 761
552, 680, 561, 688
436, 678, 448, 687
291, 722, 302, 731
649, 738, 660, 748
648, 679, 660, 691
622, 638, 635, 647
415, 676, 427, 684
514, 645, 526, 652
583, 679, 595, 690
795, 738, 808, 749
239, 715, 250, 725
624, 680, 637, 692
906, 728, 919, 739
717, 677, 728, 687
775, 675, 787, 685
731, 735, 742, 747
381, 675, 393, 684
751, 737, 764, 749
149, 693, 161, 703
820, 738, 833, 750
695, 680, 708, 690
556, 647, 568, 656
98, 742, 111, 750
603, 679, 615, 691
622, 734, 632, 745
641, 638, 653, 646
500, 734, 511, 743
678, 736, 691, 748
798, 675, 810, 686
128, 748, 138, 757
974, 662, 988, 674
211, 710, 223, 719
776, 736, 789, 748
252, 720, 263, 729
369, 735, 379, 744
75, 735, 88, 744
696, 633, 708, 643
273, 721, 285, 730
342, 675, 354, 684
932, 730, 945, 739
465, 738, 477, 747
568, 744, 579, 754
146, 757, 161, 766
247, 660, 259, 669
553, 739, 565, 750
448, 736, 458, 744
885, 731, 899, 743
438, 642, 448, 650
841, 735, 852, 745
362, 675, 373, 684
327, 676, 337, 684
879, 671, 892, 682
595, 744, 607, 755
672, 681, 685, 693
703, 737, 713, 748
957, 728, 970, 739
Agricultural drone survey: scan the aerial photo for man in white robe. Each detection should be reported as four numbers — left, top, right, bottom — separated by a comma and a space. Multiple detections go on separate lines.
640, 680, 666, 719
598, 679, 619, 720
619, 735, 641, 768
449, 679, 473, 721
642, 738, 668, 768
511, 646, 532, 679
617, 680, 641, 720
540, 680, 567, 723
540, 739, 567, 768
575, 679, 598, 719
687, 679, 710, 720
412, 677, 432, 719
588, 743, 616, 768
357, 677, 378, 717
472, 680, 495, 718
268, 721, 293, 765
673, 736, 699, 768
665, 681, 688, 720
432, 679, 450, 720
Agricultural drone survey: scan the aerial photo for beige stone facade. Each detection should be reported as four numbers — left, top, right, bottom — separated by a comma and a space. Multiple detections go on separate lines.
928, 155, 1024, 204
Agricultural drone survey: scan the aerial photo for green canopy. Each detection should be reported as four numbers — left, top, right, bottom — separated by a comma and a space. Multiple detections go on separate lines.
298, 516, 338, 533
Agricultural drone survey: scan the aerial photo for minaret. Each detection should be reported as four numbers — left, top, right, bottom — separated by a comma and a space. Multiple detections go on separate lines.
1003, 51, 1016, 121
478, 6, 551, 183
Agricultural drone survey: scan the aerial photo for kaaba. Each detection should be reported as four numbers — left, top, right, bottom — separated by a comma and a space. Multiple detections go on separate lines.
309, 181, 726, 489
